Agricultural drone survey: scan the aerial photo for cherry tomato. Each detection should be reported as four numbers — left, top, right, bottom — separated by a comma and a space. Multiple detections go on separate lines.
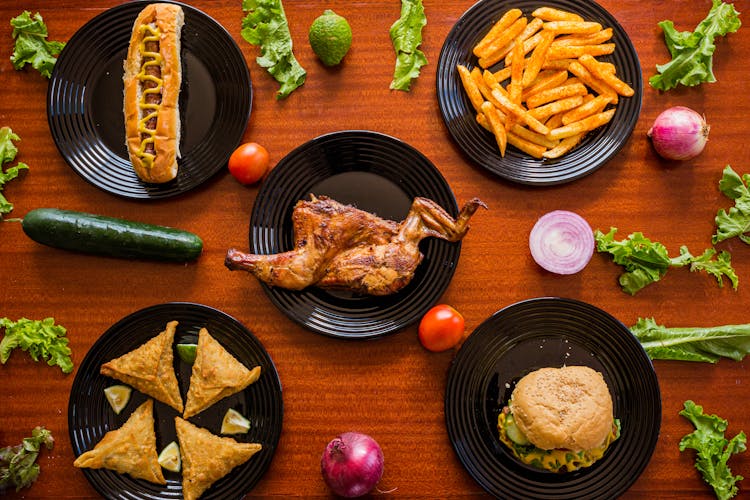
418, 304, 465, 352
228, 142, 270, 185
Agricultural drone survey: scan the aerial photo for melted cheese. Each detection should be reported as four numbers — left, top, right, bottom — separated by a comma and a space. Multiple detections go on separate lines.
135, 23, 163, 170
497, 412, 620, 473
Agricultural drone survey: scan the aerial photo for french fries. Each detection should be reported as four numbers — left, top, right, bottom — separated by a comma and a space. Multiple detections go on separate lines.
473, 9, 523, 57
526, 82, 587, 109
476, 17, 528, 67
457, 64, 484, 112
456, 6, 634, 159
547, 109, 615, 140
531, 7, 583, 22
578, 54, 634, 97
480, 101, 508, 155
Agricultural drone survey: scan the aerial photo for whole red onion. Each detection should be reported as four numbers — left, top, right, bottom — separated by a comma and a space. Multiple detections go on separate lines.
321, 432, 384, 498
647, 106, 710, 161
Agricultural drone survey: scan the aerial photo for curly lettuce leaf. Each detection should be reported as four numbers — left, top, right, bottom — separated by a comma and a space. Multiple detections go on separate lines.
10, 11, 65, 79
241, 0, 306, 99
714, 165, 750, 244
630, 317, 750, 362
594, 228, 671, 294
679, 401, 746, 500
683, 246, 738, 290
0, 127, 20, 164
594, 227, 737, 294
0, 127, 28, 219
0, 317, 72, 374
389, 0, 428, 91
649, 0, 741, 91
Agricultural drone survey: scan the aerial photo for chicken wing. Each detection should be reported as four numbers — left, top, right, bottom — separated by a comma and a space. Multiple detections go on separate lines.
225, 195, 486, 295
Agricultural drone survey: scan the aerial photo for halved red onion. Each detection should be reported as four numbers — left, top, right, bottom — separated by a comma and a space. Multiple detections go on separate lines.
529, 210, 594, 275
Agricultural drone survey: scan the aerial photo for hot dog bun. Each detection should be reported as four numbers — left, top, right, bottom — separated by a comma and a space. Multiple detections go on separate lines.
123, 3, 184, 184
509, 365, 613, 452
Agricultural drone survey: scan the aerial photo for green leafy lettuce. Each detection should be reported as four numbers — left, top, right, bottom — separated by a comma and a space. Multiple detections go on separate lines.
0, 317, 72, 374
679, 401, 746, 500
649, 0, 741, 91
594, 228, 737, 295
389, 0, 428, 91
0, 427, 54, 493
714, 165, 750, 244
241, 0, 306, 99
0, 127, 28, 219
631, 317, 750, 362
10, 11, 65, 78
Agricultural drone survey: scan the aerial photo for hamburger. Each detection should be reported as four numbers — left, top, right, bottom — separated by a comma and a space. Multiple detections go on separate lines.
497, 365, 620, 473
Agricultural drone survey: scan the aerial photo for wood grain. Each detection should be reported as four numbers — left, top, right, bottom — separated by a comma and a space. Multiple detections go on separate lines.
0, 0, 748, 498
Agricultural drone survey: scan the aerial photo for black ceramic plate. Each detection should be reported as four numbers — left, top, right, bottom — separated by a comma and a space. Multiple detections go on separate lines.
437, 0, 642, 185
47, 1, 251, 199
445, 297, 660, 499
68, 303, 283, 499
247, 130, 461, 339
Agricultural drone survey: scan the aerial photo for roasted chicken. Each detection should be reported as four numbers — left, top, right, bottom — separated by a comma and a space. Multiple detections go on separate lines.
225, 195, 486, 296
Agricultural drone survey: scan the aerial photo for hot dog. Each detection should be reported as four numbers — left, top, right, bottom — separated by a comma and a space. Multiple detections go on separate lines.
123, 3, 184, 184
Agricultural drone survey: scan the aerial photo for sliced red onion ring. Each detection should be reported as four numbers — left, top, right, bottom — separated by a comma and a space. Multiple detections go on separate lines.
529, 210, 594, 275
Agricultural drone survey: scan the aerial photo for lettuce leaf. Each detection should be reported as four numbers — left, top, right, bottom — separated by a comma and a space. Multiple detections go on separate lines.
0, 127, 28, 219
0, 427, 54, 493
714, 165, 750, 244
679, 401, 746, 500
0, 127, 20, 164
10, 11, 65, 79
241, 0, 306, 99
0, 317, 72, 374
649, 0, 741, 91
594, 227, 737, 294
389, 0, 428, 91
630, 317, 750, 362
683, 246, 738, 290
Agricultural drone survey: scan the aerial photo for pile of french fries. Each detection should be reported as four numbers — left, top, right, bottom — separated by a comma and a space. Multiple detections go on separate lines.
457, 6, 634, 160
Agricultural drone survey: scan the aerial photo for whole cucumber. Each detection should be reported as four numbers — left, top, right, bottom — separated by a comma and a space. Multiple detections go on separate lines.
22, 208, 203, 262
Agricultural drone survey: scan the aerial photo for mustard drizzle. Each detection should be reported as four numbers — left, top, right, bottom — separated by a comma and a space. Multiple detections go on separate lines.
135, 24, 163, 170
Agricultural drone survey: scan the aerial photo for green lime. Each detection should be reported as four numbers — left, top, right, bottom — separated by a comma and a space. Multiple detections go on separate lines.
176, 343, 197, 364
309, 9, 352, 66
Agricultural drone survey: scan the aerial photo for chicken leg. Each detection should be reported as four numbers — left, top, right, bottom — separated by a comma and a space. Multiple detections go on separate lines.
225, 195, 486, 295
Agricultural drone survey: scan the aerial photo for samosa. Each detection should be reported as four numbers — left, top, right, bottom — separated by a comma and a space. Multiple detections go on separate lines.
183, 328, 260, 419
100, 320, 184, 413
175, 417, 261, 500
73, 399, 165, 484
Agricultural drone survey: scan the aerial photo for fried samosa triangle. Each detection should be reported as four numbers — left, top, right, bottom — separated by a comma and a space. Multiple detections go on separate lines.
175, 417, 262, 500
183, 328, 261, 419
73, 399, 166, 485
100, 320, 184, 413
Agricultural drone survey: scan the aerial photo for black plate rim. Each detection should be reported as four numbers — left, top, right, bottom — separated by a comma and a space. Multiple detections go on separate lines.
247, 129, 463, 340
444, 296, 661, 499
436, 0, 643, 186
47, 0, 252, 200
67, 301, 283, 499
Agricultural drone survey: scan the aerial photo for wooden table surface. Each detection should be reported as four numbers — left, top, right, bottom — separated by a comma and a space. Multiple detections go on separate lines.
1, 0, 748, 498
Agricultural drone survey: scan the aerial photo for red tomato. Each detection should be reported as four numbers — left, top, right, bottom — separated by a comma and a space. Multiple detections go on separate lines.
418, 304, 465, 352
228, 142, 270, 185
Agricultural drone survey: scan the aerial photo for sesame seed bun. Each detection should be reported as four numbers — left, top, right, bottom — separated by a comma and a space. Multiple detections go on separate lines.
508, 365, 614, 452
